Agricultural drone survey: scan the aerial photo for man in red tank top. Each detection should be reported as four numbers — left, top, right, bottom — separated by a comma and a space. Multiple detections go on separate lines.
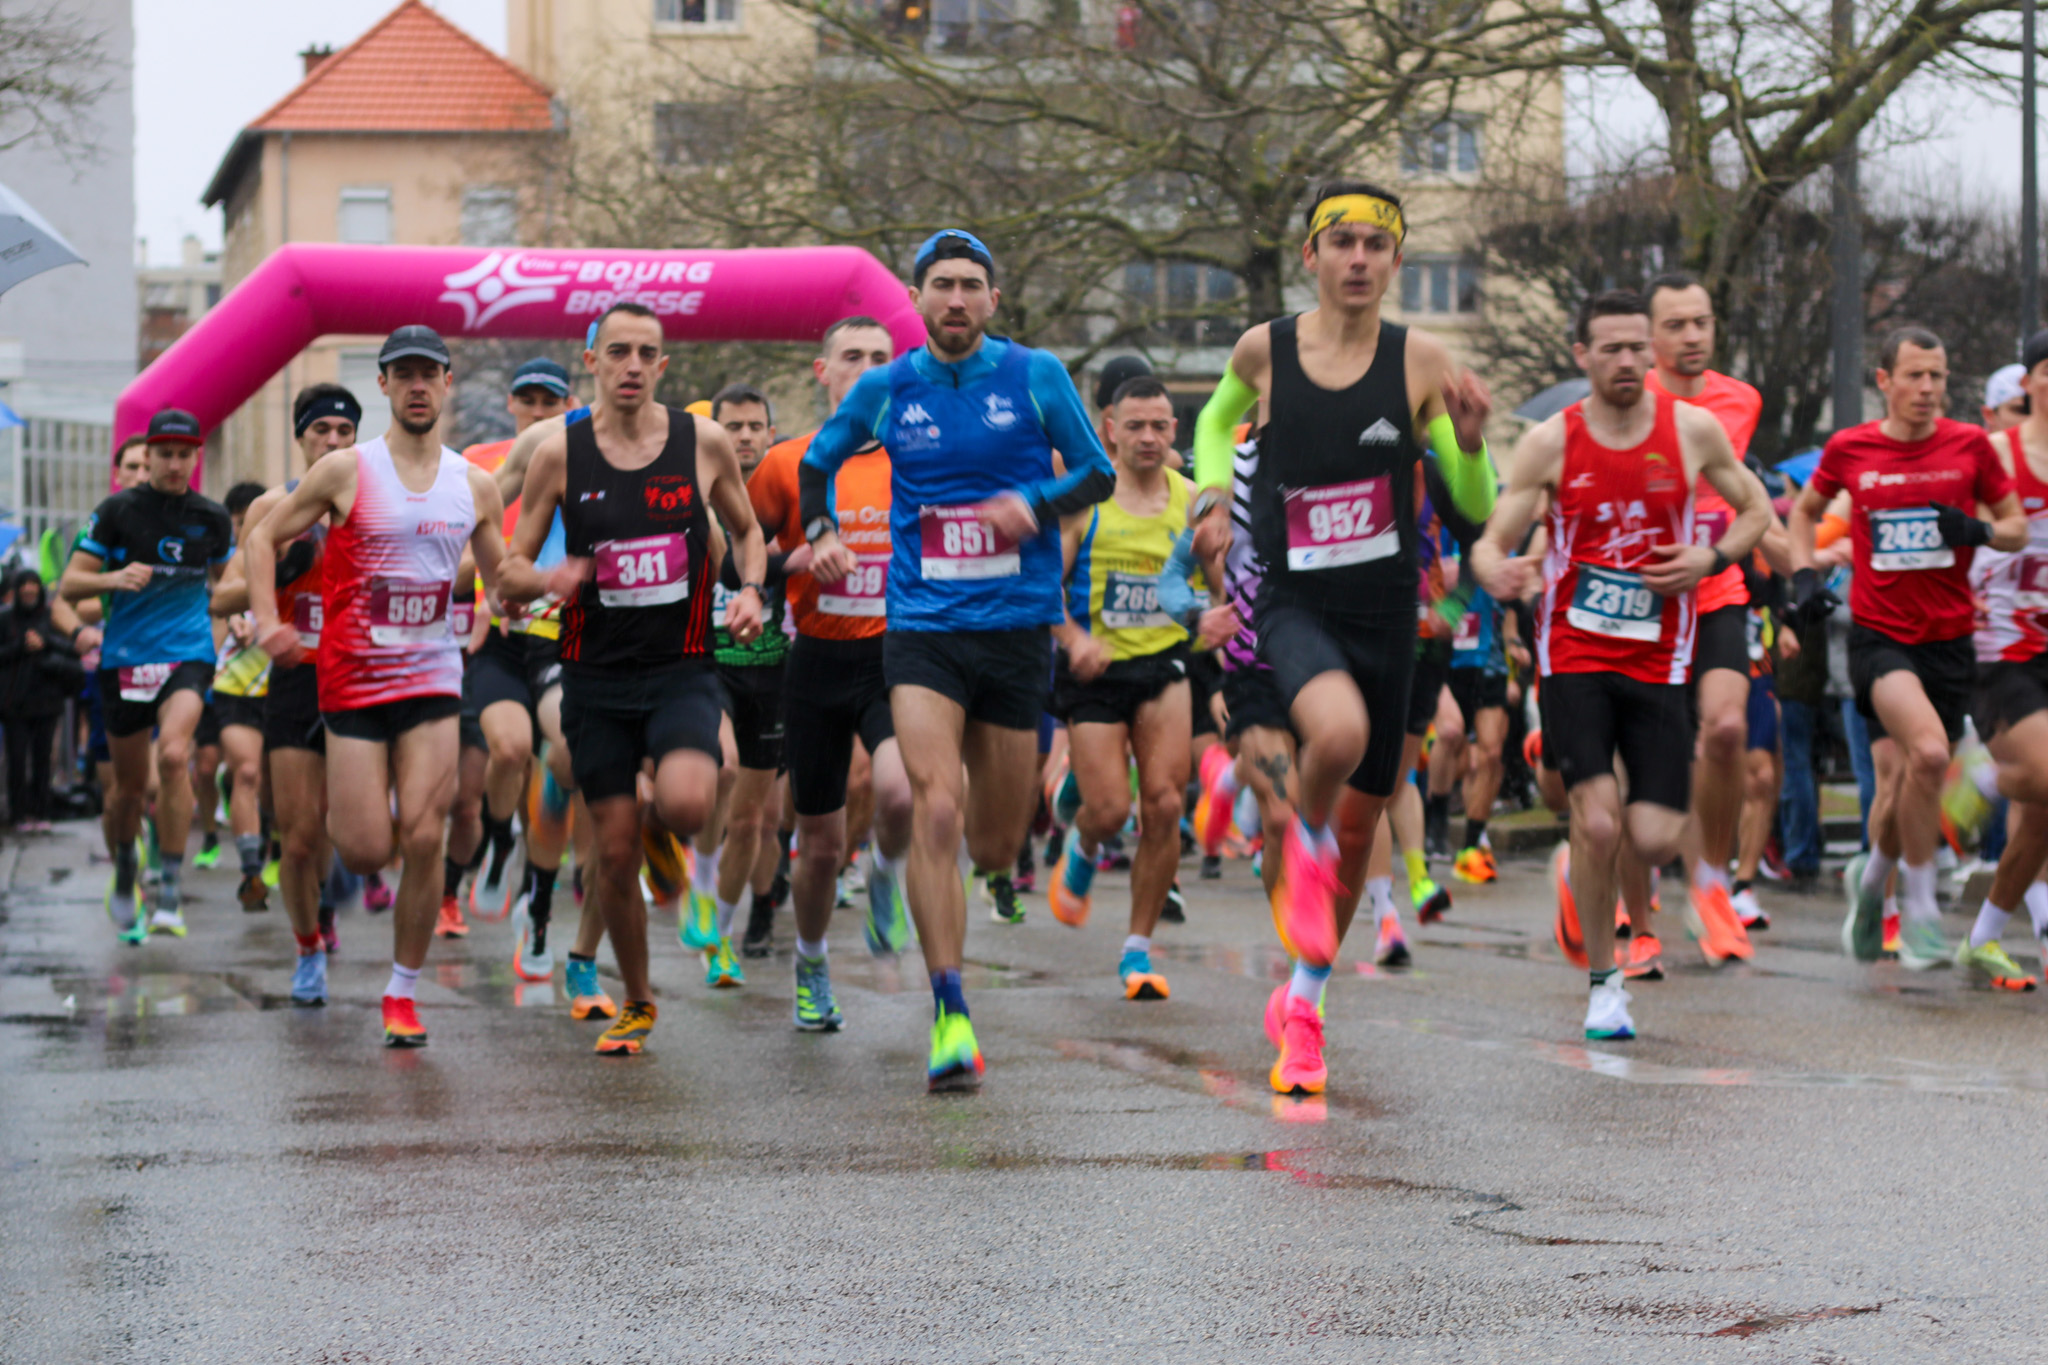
1793, 327, 2024, 970
1475, 291, 1769, 1043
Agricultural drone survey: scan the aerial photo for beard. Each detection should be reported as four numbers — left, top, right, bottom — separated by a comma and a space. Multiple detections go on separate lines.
925, 312, 984, 358
396, 411, 439, 436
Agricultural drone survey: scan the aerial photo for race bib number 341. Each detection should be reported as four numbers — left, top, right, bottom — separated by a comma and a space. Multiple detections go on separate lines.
1565, 565, 1663, 642
1868, 507, 1953, 571
594, 534, 690, 608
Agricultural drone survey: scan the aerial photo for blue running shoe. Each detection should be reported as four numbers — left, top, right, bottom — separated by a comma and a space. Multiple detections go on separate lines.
1051, 769, 1083, 827
705, 936, 745, 988
290, 950, 328, 1006
794, 954, 845, 1031
1119, 949, 1169, 1000
566, 956, 616, 1020
863, 858, 912, 956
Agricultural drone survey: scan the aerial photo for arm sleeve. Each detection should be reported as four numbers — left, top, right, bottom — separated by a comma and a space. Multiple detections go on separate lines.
1193, 365, 1259, 490
1156, 527, 1201, 623
1425, 413, 1497, 524
1016, 350, 1114, 525
799, 368, 892, 530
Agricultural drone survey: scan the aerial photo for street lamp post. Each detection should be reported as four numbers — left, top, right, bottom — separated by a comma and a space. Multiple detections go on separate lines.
1831, 0, 1862, 431
2025, 0, 2039, 344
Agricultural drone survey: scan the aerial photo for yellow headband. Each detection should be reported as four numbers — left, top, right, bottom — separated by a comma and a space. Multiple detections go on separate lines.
1309, 194, 1405, 243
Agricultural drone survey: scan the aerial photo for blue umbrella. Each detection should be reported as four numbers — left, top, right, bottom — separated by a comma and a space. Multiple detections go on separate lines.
1774, 448, 1821, 486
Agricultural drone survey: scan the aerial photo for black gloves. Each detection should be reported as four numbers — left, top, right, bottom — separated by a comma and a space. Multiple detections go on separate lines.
1790, 567, 1839, 625
1930, 501, 1991, 549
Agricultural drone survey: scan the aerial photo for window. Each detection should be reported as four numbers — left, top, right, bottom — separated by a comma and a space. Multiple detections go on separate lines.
655, 0, 739, 25
654, 102, 744, 166
1125, 260, 1240, 346
337, 186, 392, 245
337, 349, 391, 444
461, 187, 519, 246
1400, 119, 1480, 176
1400, 257, 1481, 316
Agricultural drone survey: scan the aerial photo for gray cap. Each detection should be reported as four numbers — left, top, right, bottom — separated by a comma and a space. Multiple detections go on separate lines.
378, 324, 451, 370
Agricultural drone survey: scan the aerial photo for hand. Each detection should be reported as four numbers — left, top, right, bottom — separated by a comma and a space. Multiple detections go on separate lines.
1507, 640, 1532, 671
1439, 556, 1460, 592
1789, 567, 1840, 625
975, 492, 1039, 544
22, 630, 42, 652
73, 626, 100, 653
784, 542, 815, 577
543, 555, 593, 603
1441, 368, 1494, 454
808, 531, 856, 585
1197, 602, 1242, 651
227, 615, 255, 647
108, 563, 152, 593
1930, 501, 1990, 549
1474, 547, 1534, 602
1065, 630, 1110, 682
1192, 504, 1233, 565
725, 585, 764, 644
257, 619, 304, 669
1641, 541, 1717, 596
1777, 623, 1801, 662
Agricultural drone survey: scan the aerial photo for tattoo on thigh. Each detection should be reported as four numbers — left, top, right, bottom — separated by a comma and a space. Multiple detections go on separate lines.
1254, 752, 1290, 802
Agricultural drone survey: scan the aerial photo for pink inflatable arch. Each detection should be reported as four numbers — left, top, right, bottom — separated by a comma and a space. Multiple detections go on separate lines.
115, 241, 926, 463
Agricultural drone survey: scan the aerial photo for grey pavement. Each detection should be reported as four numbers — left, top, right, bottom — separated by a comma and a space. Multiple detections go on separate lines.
1, 821, 2041, 1362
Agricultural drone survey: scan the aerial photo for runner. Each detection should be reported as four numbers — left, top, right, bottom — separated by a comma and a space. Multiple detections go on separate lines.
501, 301, 765, 1056
1190, 181, 1496, 1094
1046, 373, 1191, 1000
799, 230, 1115, 1089
207, 481, 274, 906
1473, 289, 1769, 1040
1788, 327, 2023, 968
750, 317, 909, 1030
61, 409, 234, 942
1447, 582, 1515, 883
245, 328, 508, 1044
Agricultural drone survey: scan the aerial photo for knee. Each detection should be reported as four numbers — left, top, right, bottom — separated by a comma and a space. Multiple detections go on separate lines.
1701, 707, 1745, 764
1572, 799, 1622, 858
333, 829, 388, 876
595, 825, 641, 878
1140, 789, 1182, 839
486, 729, 530, 775
1906, 738, 1950, 791
1316, 714, 1367, 764
873, 777, 914, 833
232, 757, 262, 791
1081, 793, 1131, 839
156, 735, 192, 774
797, 827, 845, 878
655, 790, 712, 840
917, 789, 963, 849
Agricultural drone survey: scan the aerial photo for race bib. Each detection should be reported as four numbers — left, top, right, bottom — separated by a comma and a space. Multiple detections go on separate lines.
1283, 476, 1397, 570
712, 581, 733, 629
368, 578, 450, 646
818, 554, 888, 618
292, 596, 323, 648
449, 599, 475, 639
1868, 507, 1953, 571
1692, 507, 1731, 550
1566, 565, 1663, 642
1100, 571, 1172, 630
1452, 605, 1483, 652
593, 534, 690, 608
118, 662, 175, 703
919, 506, 1019, 580
2017, 556, 2048, 623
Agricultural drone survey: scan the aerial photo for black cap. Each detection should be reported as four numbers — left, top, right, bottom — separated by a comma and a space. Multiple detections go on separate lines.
2024, 329, 2048, 377
378, 325, 451, 370
145, 408, 203, 446
1094, 355, 1153, 411
510, 357, 570, 397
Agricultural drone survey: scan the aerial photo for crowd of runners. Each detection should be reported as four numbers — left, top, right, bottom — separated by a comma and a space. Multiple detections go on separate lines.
66, 179, 2048, 1095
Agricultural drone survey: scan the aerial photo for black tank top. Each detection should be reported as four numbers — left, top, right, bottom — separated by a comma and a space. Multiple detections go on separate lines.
1251, 315, 1421, 623
558, 406, 713, 668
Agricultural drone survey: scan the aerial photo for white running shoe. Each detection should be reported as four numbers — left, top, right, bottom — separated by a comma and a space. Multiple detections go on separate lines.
1584, 975, 1635, 1041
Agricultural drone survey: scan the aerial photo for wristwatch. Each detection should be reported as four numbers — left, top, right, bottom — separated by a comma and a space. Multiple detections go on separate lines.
1706, 547, 1731, 578
740, 581, 766, 597
804, 516, 835, 543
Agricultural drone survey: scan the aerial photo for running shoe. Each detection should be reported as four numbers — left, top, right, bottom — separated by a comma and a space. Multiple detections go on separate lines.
1941, 742, 1997, 851
595, 1000, 656, 1055
381, 995, 427, 1047
363, 874, 394, 913
863, 859, 912, 955
1552, 842, 1587, 968
513, 906, 554, 983
1882, 901, 1901, 956
1374, 917, 1411, 969
106, 872, 145, 944
1192, 744, 1236, 856
1161, 879, 1187, 924
984, 871, 1026, 926
680, 887, 719, 950
472, 829, 521, 923
237, 872, 268, 912
704, 937, 745, 988
434, 893, 468, 938
1264, 983, 1288, 1049
927, 1008, 985, 1092
1050, 767, 1083, 828
1412, 875, 1452, 924
1451, 845, 1497, 884
1119, 948, 1170, 1000
1274, 819, 1339, 966
1730, 885, 1769, 931
1584, 975, 1635, 1041
318, 904, 338, 954
740, 895, 775, 959
1840, 852, 1885, 962
566, 957, 616, 1020
1269, 995, 1327, 1096
1048, 840, 1095, 927
1895, 915, 1951, 972
261, 857, 281, 889
1200, 853, 1223, 881
290, 950, 328, 1006
193, 834, 221, 870
148, 907, 187, 938
1685, 880, 1753, 966
1955, 937, 2038, 990
641, 824, 689, 904
1014, 840, 1036, 894
794, 955, 845, 1031
1622, 933, 1664, 981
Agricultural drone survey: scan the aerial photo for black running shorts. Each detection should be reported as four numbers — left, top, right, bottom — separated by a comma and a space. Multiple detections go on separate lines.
1540, 669, 1692, 810
562, 662, 725, 803
1448, 666, 1509, 733
263, 664, 325, 754
716, 661, 787, 771
1974, 651, 2048, 741
1221, 667, 1292, 742
214, 692, 265, 736
1255, 593, 1414, 798
99, 660, 213, 741
1052, 645, 1189, 728
1693, 604, 1748, 679
1407, 637, 1452, 738
785, 634, 894, 817
885, 627, 1051, 732
323, 693, 462, 746
1187, 650, 1222, 738
1849, 623, 1972, 744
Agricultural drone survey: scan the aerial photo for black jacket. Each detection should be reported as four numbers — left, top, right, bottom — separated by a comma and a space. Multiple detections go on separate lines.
0, 600, 80, 720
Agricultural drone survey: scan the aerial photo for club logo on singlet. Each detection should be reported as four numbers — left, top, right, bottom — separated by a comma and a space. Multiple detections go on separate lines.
643, 475, 695, 519
1357, 419, 1401, 445
982, 394, 1019, 430
896, 403, 942, 452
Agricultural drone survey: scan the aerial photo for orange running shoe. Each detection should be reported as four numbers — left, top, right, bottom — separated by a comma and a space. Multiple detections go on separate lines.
435, 893, 468, 938
566, 956, 617, 1020
1623, 932, 1664, 981
595, 1000, 656, 1055
1192, 744, 1237, 857
1552, 842, 1587, 968
1685, 879, 1754, 966
1882, 901, 1901, 955
1269, 994, 1328, 1095
1274, 820, 1339, 966
381, 995, 427, 1047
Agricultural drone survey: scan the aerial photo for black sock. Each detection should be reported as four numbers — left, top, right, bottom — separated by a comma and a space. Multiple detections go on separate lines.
1426, 794, 1450, 822
444, 857, 464, 898
568, 951, 594, 964
114, 841, 137, 897
528, 865, 557, 928
1732, 878, 1752, 895
1590, 967, 1618, 989
483, 813, 516, 876
1465, 818, 1487, 849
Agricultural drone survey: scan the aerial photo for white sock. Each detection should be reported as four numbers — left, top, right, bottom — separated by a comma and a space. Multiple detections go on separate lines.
695, 845, 722, 898
2028, 882, 2048, 937
1367, 876, 1397, 924
1123, 934, 1150, 955
876, 850, 904, 880
796, 935, 827, 961
1234, 785, 1261, 838
1861, 850, 1897, 900
384, 963, 420, 1000
1900, 861, 1939, 923
1971, 900, 2014, 949
1289, 959, 1331, 1003
1692, 859, 1726, 893
714, 894, 742, 938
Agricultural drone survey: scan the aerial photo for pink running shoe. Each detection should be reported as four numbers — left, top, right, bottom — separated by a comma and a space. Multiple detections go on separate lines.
1264, 983, 1288, 1049
363, 874, 395, 914
1193, 745, 1237, 858
1274, 820, 1339, 966
1269, 995, 1328, 1095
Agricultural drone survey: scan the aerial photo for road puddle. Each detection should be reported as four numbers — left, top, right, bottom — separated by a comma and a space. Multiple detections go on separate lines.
47, 971, 255, 1017
1706, 1304, 1880, 1337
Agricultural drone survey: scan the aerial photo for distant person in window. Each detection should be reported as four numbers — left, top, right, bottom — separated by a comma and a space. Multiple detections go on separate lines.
0, 569, 82, 832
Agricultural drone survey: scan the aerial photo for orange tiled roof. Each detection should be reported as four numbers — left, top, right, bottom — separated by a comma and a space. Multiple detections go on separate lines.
250, 0, 553, 134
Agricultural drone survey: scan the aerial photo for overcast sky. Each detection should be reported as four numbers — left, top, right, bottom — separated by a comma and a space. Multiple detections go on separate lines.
135, 0, 2034, 267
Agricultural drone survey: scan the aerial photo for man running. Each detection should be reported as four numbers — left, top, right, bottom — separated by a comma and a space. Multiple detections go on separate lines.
800, 230, 1115, 1089
1047, 373, 1191, 1000
245, 328, 508, 1045
1791, 327, 2024, 968
1447, 582, 1515, 882
62, 410, 234, 942
501, 302, 765, 1057
1474, 290, 1769, 1041
1190, 181, 1496, 1093
208, 481, 274, 907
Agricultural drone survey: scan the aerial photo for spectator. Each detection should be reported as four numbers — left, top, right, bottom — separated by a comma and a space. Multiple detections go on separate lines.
0, 569, 81, 831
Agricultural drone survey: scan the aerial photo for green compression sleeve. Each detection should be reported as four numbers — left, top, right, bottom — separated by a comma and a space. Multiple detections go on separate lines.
1427, 412, 1496, 523
1193, 365, 1260, 491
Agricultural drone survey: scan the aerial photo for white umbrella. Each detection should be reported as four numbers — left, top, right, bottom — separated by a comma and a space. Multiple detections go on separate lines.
0, 180, 82, 296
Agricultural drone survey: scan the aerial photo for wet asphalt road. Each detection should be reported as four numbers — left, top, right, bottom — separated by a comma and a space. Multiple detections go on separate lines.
2, 822, 2045, 1362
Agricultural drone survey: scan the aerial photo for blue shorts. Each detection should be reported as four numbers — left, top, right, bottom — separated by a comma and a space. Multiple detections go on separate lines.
1746, 673, 1778, 752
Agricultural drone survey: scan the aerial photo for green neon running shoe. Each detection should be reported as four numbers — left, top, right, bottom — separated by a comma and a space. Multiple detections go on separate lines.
1955, 936, 2038, 990
927, 1008, 985, 1092
704, 936, 744, 988
793, 954, 844, 1031
681, 888, 719, 951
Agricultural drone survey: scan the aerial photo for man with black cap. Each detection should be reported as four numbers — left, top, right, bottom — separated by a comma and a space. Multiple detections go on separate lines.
62, 409, 234, 942
244, 325, 509, 1048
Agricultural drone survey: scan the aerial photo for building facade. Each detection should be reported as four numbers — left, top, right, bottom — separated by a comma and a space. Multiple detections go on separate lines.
137, 235, 221, 373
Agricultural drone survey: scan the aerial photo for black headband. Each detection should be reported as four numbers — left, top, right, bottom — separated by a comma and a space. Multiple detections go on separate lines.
295, 393, 362, 438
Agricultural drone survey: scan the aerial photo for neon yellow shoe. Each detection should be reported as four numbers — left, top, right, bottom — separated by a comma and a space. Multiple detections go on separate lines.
927, 1008, 984, 1092
1955, 937, 2038, 990
704, 936, 744, 988
595, 1000, 656, 1055
680, 889, 719, 951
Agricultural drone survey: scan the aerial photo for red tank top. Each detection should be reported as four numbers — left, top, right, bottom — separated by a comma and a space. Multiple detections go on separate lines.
1539, 391, 1696, 684
1975, 427, 2048, 663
